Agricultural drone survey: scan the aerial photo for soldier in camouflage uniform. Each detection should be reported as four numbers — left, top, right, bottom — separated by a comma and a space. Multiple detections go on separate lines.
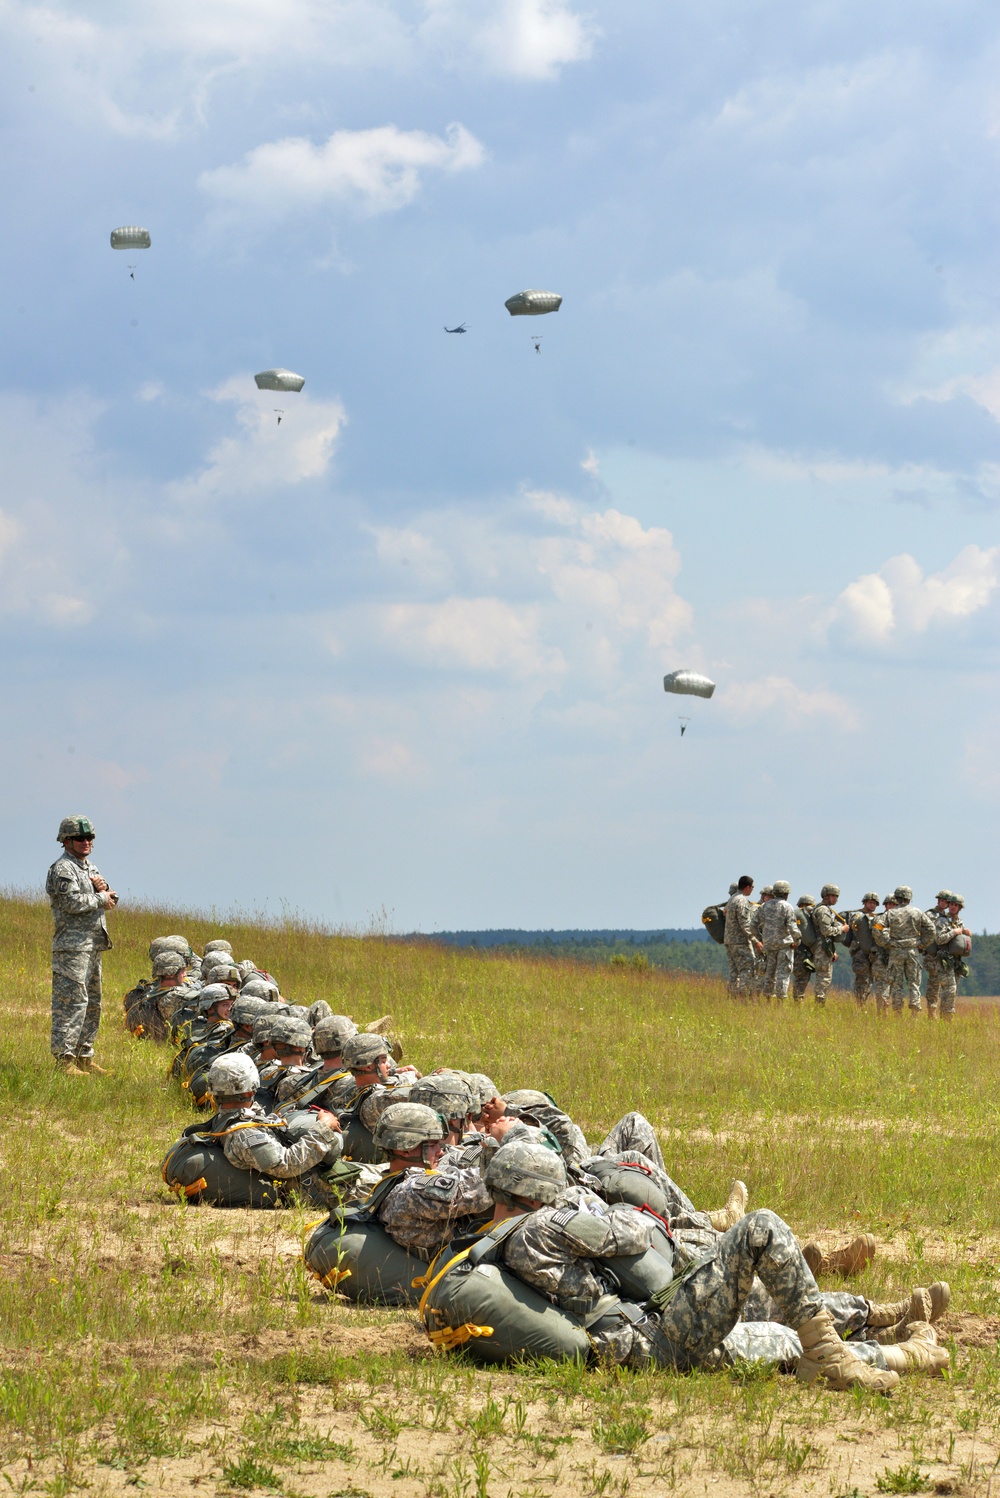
923, 891, 953, 1017
275, 1014, 357, 1107
791, 895, 817, 1001
751, 887, 774, 993
871, 895, 895, 1009
47, 815, 118, 1074
193, 1053, 344, 1204
811, 885, 847, 1005
179, 985, 237, 1105
877, 887, 936, 1014
482, 1142, 899, 1389
333, 1033, 420, 1139
724, 877, 760, 997
147, 950, 200, 1028
757, 881, 799, 999
371, 1103, 493, 1260
937, 896, 971, 1021
845, 894, 881, 1006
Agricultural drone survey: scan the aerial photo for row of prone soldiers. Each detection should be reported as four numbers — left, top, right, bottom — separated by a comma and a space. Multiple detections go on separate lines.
705, 881, 972, 1015
138, 934, 954, 1391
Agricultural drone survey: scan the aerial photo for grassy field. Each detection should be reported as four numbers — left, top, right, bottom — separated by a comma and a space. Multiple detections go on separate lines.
2, 892, 999, 1498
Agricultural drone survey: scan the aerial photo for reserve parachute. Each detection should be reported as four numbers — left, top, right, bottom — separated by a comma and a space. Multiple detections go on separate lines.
504, 290, 562, 316
254, 369, 305, 393
701, 904, 727, 944
663, 670, 715, 699
304, 1216, 425, 1305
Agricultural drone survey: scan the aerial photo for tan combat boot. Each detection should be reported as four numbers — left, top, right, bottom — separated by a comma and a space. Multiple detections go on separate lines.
801, 1234, 876, 1277
879, 1323, 950, 1376
708, 1180, 748, 1231
76, 1057, 111, 1075
796, 1309, 899, 1392
54, 1056, 89, 1077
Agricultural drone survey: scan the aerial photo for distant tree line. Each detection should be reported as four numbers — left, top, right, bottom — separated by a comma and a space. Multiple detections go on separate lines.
416, 928, 1000, 996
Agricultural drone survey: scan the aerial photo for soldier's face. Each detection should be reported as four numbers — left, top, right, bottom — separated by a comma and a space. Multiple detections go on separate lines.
863, 900, 877, 913
68, 836, 94, 854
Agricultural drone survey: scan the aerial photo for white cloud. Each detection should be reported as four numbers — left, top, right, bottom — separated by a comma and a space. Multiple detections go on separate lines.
722, 675, 859, 732
167, 377, 346, 504
382, 597, 565, 679
421, 0, 594, 81
200, 123, 485, 220
829, 545, 1000, 646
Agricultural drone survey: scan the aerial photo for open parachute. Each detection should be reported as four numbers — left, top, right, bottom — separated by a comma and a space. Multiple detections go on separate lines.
663, 670, 715, 699
110, 227, 151, 250
504, 290, 562, 316
254, 369, 305, 393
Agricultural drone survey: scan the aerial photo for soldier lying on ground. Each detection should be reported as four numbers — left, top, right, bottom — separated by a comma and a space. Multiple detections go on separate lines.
474, 1141, 948, 1387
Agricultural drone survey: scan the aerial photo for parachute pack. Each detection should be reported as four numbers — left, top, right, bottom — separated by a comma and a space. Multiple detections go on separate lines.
304, 1173, 425, 1303
122, 981, 169, 1043
701, 905, 727, 944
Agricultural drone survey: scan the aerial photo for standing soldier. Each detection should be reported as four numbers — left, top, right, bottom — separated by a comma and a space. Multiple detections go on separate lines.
923, 891, 953, 1018
751, 887, 774, 993
877, 886, 936, 1015
811, 885, 848, 1005
758, 881, 799, 1000
871, 895, 895, 1009
846, 894, 881, 1006
724, 876, 759, 998
792, 895, 818, 1001
936, 895, 971, 1022
46, 815, 118, 1075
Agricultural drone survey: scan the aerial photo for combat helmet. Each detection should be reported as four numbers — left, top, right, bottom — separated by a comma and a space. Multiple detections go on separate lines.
894, 885, 913, 904
208, 1052, 260, 1099
230, 995, 271, 1030
861, 892, 879, 905
797, 894, 816, 908
948, 893, 965, 909
151, 950, 187, 979
57, 815, 95, 842
312, 1015, 358, 1057
936, 889, 954, 903
820, 883, 841, 900
149, 935, 192, 961
409, 1074, 474, 1128
372, 1102, 445, 1159
343, 1034, 390, 1070
771, 880, 791, 898
465, 1073, 500, 1114
203, 939, 233, 957
268, 1014, 312, 1051
198, 983, 235, 1015
484, 1139, 567, 1207
759, 885, 774, 899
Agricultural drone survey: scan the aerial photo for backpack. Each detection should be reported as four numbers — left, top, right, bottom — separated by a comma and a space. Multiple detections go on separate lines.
795, 908, 817, 948
123, 981, 169, 1043
701, 904, 727, 945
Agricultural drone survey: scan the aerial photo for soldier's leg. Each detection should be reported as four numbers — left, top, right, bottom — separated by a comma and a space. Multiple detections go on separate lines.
791, 950, 811, 1002
852, 951, 872, 1006
888, 951, 906, 1012
924, 956, 940, 1017
732, 944, 756, 998
762, 949, 778, 996
726, 948, 738, 996
812, 949, 833, 1004
904, 950, 922, 1012
721, 1322, 890, 1371
773, 948, 793, 1000
939, 964, 957, 1020
595, 1113, 665, 1171
76, 950, 103, 1058
51, 948, 92, 1059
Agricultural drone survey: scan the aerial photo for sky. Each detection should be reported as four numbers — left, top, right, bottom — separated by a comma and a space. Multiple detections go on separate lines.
0, 0, 998, 931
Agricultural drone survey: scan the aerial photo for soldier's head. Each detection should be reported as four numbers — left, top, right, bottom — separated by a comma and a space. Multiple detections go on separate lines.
207, 1052, 260, 1108
894, 885, 913, 906
797, 894, 816, 910
312, 1015, 358, 1065
203, 939, 233, 959
861, 892, 879, 913
149, 935, 193, 963
240, 975, 281, 1003
230, 995, 270, 1038
484, 1139, 567, 1214
934, 889, 953, 912
820, 883, 840, 905
465, 1073, 502, 1127
771, 880, 791, 900
759, 885, 774, 901
948, 894, 965, 916
737, 875, 754, 893
202, 961, 241, 992
268, 1014, 313, 1065
198, 983, 235, 1023
342, 1033, 392, 1085
373, 1103, 446, 1172
882, 894, 896, 910
151, 949, 188, 985
57, 815, 95, 854
251, 1014, 280, 1062
409, 1074, 475, 1144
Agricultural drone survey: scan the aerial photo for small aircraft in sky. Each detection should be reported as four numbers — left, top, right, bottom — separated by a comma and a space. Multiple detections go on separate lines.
444, 323, 468, 334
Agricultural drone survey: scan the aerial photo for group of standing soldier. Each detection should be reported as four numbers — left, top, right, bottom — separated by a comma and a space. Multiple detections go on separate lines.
720, 877, 972, 1017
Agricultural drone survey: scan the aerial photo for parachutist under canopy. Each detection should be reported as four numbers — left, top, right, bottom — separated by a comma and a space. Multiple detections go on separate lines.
274, 409, 284, 426
532, 336, 543, 354
679, 717, 690, 737
444, 323, 468, 334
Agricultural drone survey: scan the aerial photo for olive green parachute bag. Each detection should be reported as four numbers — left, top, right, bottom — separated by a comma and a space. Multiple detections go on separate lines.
303, 1173, 426, 1304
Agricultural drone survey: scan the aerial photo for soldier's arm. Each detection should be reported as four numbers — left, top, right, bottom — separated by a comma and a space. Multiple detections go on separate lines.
47, 867, 107, 918
223, 1120, 341, 1177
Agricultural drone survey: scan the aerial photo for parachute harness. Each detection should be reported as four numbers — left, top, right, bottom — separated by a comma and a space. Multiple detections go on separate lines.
414, 1225, 497, 1352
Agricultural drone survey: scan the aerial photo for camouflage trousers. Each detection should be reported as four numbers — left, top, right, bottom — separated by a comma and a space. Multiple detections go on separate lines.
889, 945, 922, 1011
851, 949, 878, 1005
591, 1209, 821, 1370
923, 954, 942, 1011
726, 942, 756, 998
51, 946, 103, 1058
762, 948, 794, 999
938, 960, 957, 1016
719, 1321, 889, 1371
742, 1280, 869, 1338
791, 948, 814, 1000
594, 1112, 665, 1172
872, 955, 892, 1010
812, 946, 835, 1003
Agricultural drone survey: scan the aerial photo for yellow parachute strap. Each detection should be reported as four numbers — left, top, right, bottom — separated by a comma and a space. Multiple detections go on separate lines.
319, 1266, 353, 1288
168, 1177, 207, 1199
134, 1024, 145, 1038
205, 1118, 287, 1139
426, 1323, 494, 1350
